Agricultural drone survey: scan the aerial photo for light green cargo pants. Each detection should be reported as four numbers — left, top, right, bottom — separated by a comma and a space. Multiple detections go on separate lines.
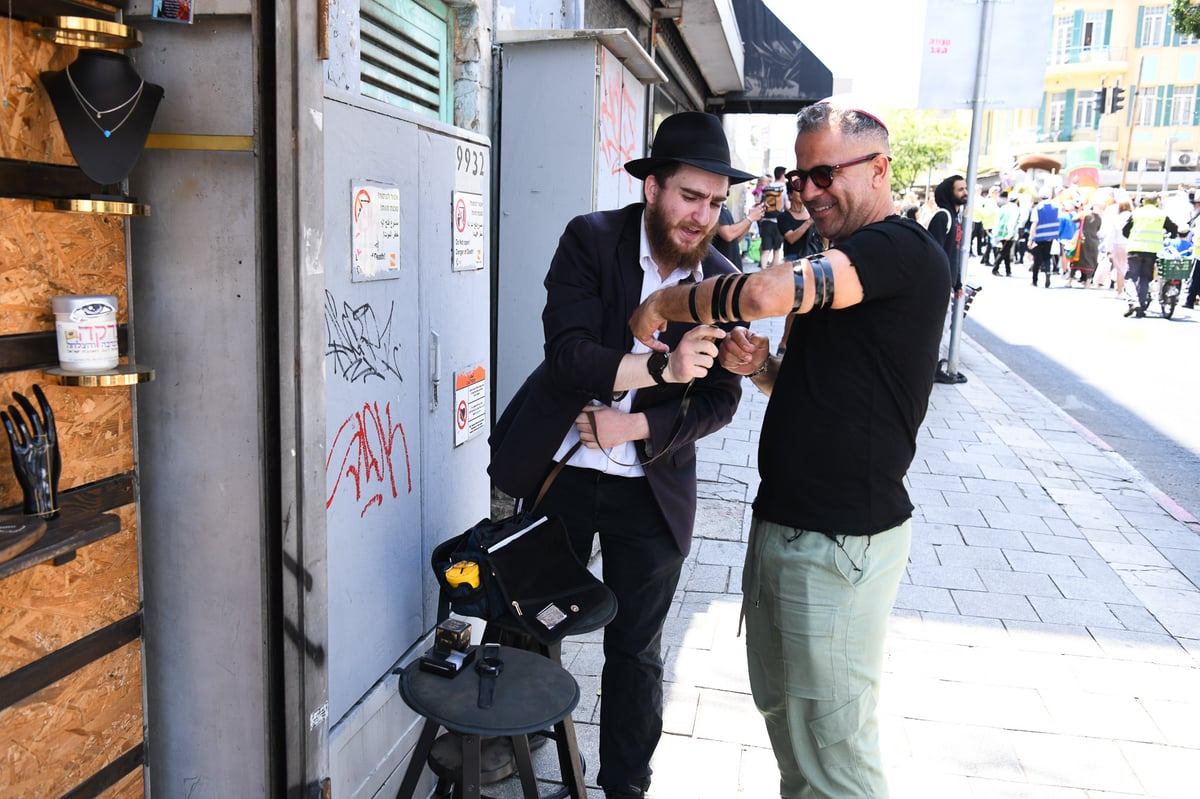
743, 517, 911, 799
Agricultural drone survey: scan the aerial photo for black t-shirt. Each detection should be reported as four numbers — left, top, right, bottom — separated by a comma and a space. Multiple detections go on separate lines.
755, 216, 951, 535
712, 205, 742, 266
777, 212, 821, 261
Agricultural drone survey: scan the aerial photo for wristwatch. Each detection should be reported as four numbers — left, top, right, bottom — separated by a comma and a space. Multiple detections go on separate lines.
647, 351, 670, 386
475, 644, 503, 709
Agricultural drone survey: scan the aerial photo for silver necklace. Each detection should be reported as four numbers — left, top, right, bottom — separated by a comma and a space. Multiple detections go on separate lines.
4, 0, 12, 109
65, 64, 145, 138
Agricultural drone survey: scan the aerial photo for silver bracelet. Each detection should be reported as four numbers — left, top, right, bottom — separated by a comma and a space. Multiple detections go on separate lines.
745, 358, 770, 378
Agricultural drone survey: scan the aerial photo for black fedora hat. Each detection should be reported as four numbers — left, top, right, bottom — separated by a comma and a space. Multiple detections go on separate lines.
624, 112, 756, 184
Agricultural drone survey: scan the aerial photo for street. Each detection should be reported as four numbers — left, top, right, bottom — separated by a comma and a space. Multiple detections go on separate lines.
961, 256, 1200, 522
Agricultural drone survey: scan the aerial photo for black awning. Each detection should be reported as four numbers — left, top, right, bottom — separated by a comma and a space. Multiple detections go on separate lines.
716, 0, 833, 115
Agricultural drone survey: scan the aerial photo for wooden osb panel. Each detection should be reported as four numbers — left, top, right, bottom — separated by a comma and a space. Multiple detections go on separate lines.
0, 639, 142, 798
0, 379, 133, 509
0, 19, 75, 166
0, 198, 128, 334
99, 766, 144, 798
0, 516, 138, 678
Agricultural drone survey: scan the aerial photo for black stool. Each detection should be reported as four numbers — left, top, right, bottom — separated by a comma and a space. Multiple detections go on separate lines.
395, 646, 586, 799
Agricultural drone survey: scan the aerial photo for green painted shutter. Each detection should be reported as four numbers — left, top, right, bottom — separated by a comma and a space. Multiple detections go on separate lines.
1156, 86, 1166, 126
1166, 85, 1175, 125
360, 0, 453, 123
1071, 10, 1083, 62
1064, 88, 1076, 137
1193, 85, 1200, 125
1167, 8, 1177, 45
1136, 6, 1145, 48
1104, 10, 1113, 46
1037, 93, 1046, 137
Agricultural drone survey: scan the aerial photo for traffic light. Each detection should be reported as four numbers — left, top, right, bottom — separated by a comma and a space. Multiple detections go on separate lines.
1110, 84, 1126, 114
1096, 86, 1108, 113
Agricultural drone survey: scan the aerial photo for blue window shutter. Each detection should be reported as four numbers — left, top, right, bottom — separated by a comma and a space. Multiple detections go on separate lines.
1166, 85, 1176, 125
1064, 88, 1076, 137
1104, 10, 1112, 46
1037, 93, 1046, 136
1193, 86, 1200, 125
1136, 6, 1144, 48
1071, 10, 1084, 51
1168, 8, 1177, 46
1156, 86, 1166, 126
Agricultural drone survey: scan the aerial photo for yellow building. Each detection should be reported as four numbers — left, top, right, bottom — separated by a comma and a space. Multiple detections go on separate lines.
985, 1, 1200, 187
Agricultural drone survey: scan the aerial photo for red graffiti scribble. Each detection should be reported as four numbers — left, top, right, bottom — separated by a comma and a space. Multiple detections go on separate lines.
326, 401, 413, 517
598, 50, 638, 193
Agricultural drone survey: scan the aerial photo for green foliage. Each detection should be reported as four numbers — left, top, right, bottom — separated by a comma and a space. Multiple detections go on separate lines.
886, 109, 968, 194
1170, 0, 1200, 39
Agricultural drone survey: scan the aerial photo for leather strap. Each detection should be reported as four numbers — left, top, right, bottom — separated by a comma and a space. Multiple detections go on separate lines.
584, 380, 693, 468
532, 440, 583, 511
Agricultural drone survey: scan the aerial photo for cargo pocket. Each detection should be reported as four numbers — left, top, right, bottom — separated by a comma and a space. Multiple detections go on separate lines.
777, 598, 837, 701
809, 686, 875, 756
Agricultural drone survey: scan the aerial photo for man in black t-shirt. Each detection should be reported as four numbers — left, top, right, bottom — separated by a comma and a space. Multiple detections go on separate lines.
630, 99, 950, 797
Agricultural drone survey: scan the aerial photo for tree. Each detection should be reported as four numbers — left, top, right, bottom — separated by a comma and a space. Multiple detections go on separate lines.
1171, 0, 1200, 38
886, 109, 968, 195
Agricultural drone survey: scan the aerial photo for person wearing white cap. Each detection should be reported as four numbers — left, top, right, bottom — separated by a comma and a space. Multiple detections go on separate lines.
490, 111, 750, 799
630, 98, 951, 797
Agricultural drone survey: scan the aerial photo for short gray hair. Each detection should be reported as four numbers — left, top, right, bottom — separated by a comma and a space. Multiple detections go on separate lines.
796, 103, 889, 152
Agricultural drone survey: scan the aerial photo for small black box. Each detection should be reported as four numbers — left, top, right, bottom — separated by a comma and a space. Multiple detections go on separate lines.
433, 618, 472, 656
418, 645, 476, 677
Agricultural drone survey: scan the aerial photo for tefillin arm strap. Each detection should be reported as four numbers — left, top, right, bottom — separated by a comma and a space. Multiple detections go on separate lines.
792, 253, 836, 313
688, 273, 751, 324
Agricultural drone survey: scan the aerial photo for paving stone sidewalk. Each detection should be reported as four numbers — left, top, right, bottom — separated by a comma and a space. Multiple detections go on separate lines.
488, 314, 1200, 799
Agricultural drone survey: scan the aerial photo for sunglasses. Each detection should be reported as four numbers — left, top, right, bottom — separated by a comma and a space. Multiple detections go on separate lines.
786, 153, 888, 192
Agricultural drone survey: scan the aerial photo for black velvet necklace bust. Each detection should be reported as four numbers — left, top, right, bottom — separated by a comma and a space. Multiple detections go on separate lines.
41, 51, 164, 186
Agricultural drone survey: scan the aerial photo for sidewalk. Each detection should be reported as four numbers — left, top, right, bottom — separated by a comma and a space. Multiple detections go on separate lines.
491, 312, 1200, 799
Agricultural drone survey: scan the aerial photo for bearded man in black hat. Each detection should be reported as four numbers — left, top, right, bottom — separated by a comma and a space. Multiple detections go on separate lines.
489, 112, 749, 799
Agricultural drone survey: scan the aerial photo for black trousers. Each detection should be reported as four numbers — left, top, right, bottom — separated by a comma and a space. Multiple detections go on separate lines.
1128, 252, 1156, 311
992, 239, 1014, 274
1187, 258, 1199, 306
1031, 240, 1053, 286
536, 465, 685, 793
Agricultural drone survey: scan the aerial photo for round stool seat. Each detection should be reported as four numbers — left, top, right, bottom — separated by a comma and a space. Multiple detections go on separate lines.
401, 646, 579, 736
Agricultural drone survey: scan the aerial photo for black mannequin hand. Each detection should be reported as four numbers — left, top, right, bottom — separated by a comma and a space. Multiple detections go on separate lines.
2, 385, 61, 519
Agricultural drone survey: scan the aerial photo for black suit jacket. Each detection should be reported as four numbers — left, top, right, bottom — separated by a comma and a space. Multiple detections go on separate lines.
489, 203, 742, 555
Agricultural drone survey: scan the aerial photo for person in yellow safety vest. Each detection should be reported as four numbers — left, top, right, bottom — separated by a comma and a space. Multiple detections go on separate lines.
1121, 194, 1180, 317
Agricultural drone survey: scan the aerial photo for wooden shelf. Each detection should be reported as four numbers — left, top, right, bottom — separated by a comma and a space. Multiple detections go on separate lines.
0, 0, 124, 23
0, 328, 130, 375
0, 158, 116, 201
0, 505, 121, 581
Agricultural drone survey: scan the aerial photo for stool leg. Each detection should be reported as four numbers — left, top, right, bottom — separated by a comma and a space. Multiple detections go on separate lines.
553, 716, 587, 799
396, 719, 440, 799
510, 735, 540, 799
460, 733, 482, 799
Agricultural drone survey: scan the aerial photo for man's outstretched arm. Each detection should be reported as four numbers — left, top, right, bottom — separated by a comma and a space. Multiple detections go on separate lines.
629, 250, 864, 352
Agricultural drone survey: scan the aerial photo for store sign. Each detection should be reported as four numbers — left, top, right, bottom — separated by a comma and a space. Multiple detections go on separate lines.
917, 0, 1054, 110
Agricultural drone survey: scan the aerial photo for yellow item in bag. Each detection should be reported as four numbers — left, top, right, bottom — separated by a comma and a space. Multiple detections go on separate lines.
445, 560, 480, 589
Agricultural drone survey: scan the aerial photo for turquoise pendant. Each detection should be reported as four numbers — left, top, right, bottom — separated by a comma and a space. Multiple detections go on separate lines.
103, 130, 111, 138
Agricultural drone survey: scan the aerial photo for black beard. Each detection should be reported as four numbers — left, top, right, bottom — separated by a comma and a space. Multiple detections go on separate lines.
645, 200, 714, 271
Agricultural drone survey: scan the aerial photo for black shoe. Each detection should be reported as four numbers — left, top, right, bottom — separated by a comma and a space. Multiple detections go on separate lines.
1005, 271, 1012, 277
1185, 301, 1196, 309
1123, 305, 1136, 317
1135, 309, 1145, 318
1044, 277, 1050, 288
604, 788, 646, 799
991, 269, 1000, 276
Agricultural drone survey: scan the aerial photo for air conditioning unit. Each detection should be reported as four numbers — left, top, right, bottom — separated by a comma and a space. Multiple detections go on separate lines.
1171, 151, 1198, 168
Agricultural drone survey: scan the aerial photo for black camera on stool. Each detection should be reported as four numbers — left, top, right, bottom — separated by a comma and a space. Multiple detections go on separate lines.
419, 619, 476, 677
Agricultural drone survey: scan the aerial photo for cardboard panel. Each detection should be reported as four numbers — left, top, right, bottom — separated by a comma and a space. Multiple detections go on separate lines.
0, 515, 138, 678
0, 198, 129, 334
0, 19, 76, 166
0, 639, 143, 797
